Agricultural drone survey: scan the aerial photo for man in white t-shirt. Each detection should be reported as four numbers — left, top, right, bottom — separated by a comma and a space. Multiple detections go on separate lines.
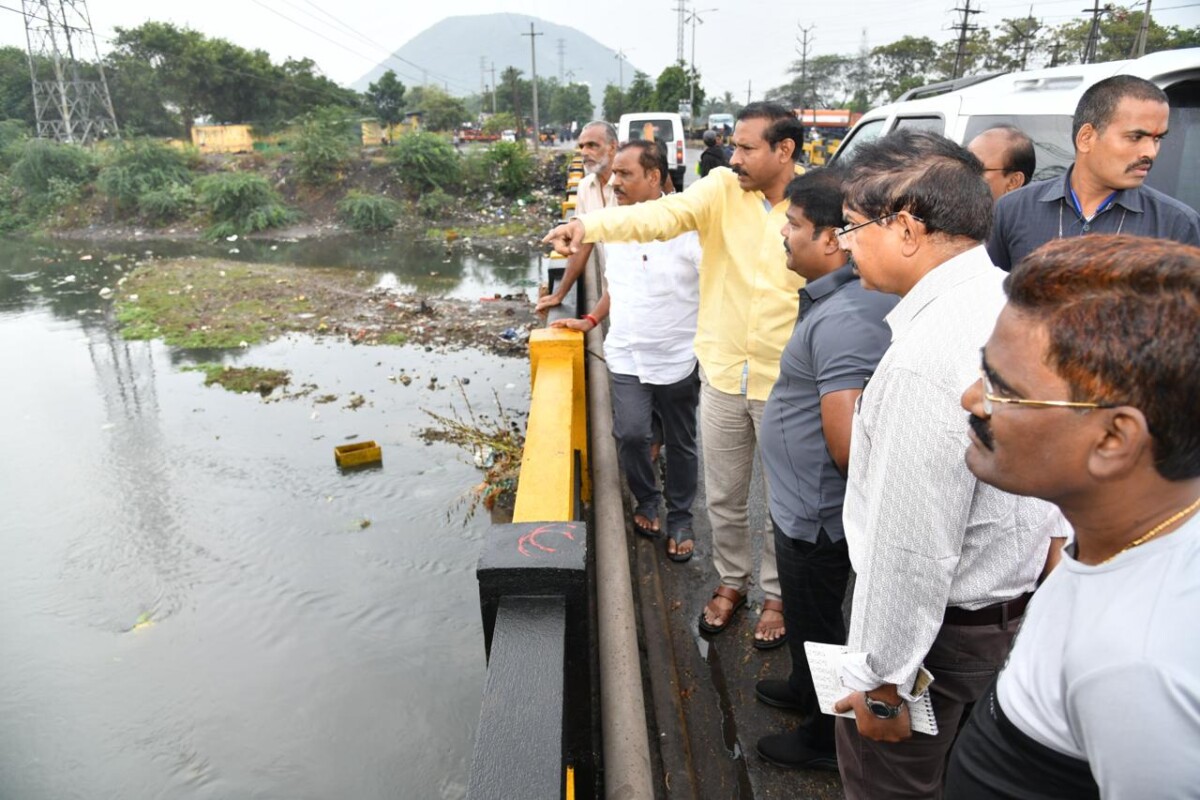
947, 235, 1200, 799
554, 140, 702, 560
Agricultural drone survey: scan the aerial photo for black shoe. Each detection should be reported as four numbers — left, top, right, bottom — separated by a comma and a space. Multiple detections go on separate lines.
756, 731, 838, 771
755, 679, 806, 712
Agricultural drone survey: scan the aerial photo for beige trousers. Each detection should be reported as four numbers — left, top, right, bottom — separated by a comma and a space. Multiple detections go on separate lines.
699, 377, 779, 600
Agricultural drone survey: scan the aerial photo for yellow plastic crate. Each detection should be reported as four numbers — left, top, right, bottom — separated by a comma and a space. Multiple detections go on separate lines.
335, 440, 382, 468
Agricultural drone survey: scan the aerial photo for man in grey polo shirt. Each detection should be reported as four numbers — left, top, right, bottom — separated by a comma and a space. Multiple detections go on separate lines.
754, 170, 898, 771
988, 75, 1200, 271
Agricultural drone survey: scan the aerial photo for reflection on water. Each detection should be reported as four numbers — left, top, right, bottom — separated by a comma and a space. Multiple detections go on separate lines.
0, 236, 538, 799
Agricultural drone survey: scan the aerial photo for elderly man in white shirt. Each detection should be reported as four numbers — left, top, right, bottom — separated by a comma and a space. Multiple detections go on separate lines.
829, 130, 1067, 799
554, 140, 702, 561
537, 120, 620, 313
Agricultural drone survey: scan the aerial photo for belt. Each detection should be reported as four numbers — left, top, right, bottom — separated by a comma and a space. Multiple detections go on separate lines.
943, 592, 1032, 628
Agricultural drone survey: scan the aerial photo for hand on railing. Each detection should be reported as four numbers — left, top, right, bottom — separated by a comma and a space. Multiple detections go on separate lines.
550, 317, 595, 332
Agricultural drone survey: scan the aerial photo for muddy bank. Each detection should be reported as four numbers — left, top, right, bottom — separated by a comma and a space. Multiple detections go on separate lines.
114, 257, 539, 356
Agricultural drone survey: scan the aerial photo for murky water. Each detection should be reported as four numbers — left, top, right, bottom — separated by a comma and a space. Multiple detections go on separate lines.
0, 237, 541, 799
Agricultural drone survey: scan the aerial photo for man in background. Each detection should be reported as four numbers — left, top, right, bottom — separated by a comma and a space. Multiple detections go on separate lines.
537, 121, 620, 312
967, 125, 1035, 201
988, 75, 1200, 270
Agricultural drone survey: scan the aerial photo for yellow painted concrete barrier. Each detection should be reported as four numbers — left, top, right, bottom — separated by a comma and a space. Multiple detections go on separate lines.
512, 328, 589, 523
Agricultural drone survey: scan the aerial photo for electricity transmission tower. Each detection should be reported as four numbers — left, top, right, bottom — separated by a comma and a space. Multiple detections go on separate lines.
22, 0, 118, 144
673, 0, 687, 64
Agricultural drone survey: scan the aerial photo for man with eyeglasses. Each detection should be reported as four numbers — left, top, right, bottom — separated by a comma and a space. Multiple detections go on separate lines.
967, 125, 1035, 202
987, 75, 1200, 271
829, 130, 1067, 799
946, 235, 1200, 799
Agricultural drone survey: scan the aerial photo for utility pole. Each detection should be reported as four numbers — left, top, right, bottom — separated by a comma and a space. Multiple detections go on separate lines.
1007, 8, 1037, 71
795, 23, 815, 114
1083, 0, 1112, 64
523, 23, 544, 152
22, 0, 118, 144
673, 0, 688, 65
746, 80, 752, 105
686, 7, 717, 126
490, 63, 497, 113
480, 56, 487, 104
557, 38, 566, 82
951, 0, 981, 79
1049, 40, 1065, 67
614, 49, 629, 91
1130, 0, 1153, 58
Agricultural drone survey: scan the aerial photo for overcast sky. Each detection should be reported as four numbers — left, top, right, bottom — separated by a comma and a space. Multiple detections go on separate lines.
3, 0, 1197, 101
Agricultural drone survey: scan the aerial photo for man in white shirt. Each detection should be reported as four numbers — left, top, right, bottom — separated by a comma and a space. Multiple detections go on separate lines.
829, 130, 1066, 798
554, 141, 702, 560
946, 235, 1200, 799
537, 121, 620, 312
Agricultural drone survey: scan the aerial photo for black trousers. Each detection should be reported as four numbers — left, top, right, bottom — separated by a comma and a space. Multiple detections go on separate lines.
773, 519, 852, 748
609, 365, 700, 530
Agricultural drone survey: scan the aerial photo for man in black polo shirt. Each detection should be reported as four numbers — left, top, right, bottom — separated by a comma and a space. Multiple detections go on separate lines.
988, 75, 1200, 271
754, 170, 898, 770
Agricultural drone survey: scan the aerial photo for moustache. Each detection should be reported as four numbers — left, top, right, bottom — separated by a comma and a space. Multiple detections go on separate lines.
968, 413, 994, 451
1126, 158, 1154, 173
731, 165, 745, 176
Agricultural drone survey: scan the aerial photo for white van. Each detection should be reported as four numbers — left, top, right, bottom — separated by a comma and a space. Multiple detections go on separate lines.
617, 112, 687, 191
831, 49, 1200, 211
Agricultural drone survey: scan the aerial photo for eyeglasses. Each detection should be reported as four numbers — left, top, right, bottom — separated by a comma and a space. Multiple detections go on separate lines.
835, 212, 924, 239
978, 368, 1116, 415
980, 167, 1011, 173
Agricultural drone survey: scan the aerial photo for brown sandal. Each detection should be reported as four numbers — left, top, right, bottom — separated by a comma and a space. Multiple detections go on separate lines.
698, 586, 746, 635
753, 599, 788, 650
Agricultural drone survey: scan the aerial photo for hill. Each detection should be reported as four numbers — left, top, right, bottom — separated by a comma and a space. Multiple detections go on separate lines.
352, 13, 642, 119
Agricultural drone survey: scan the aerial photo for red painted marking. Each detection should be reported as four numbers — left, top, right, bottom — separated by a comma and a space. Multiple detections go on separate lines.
517, 523, 578, 557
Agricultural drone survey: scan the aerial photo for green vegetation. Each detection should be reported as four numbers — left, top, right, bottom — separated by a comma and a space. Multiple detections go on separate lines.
183, 363, 291, 395
114, 258, 373, 348
7, 138, 95, 219
416, 188, 454, 219
483, 141, 534, 198
194, 172, 293, 239
378, 332, 408, 346
338, 191, 401, 231
365, 70, 407, 128
96, 138, 194, 220
293, 106, 357, 185
388, 130, 460, 193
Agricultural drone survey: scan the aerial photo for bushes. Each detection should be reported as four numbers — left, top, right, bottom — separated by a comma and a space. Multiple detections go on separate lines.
388, 130, 460, 193
9, 138, 95, 202
483, 141, 534, 198
194, 172, 293, 238
338, 191, 400, 231
293, 107, 357, 186
96, 138, 194, 220
0, 120, 29, 170
416, 188, 454, 219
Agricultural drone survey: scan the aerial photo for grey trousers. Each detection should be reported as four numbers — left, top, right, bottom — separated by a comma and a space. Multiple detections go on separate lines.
609, 365, 700, 531
835, 619, 1019, 800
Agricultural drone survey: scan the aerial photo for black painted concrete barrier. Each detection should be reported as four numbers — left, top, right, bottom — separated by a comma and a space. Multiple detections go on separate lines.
469, 521, 594, 799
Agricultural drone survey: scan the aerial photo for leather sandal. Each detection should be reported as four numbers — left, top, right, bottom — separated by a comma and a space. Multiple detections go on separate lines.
753, 598, 788, 650
698, 586, 746, 635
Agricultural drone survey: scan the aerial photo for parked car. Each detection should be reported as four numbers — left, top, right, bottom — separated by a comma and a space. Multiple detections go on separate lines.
831, 48, 1200, 212
617, 112, 688, 191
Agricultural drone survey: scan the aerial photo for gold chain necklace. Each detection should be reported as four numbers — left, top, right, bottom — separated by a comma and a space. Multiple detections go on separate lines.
1098, 495, 1200, 565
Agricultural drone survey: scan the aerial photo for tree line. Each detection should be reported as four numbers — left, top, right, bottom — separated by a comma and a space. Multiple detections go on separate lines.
767, 6, 1199, 111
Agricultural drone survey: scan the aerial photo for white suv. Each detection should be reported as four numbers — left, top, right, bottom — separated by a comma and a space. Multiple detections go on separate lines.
617, 112, 688, 191
831, 49, 1200, 212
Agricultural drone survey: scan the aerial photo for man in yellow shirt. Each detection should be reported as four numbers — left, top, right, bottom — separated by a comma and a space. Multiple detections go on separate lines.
544, 102, 805, 650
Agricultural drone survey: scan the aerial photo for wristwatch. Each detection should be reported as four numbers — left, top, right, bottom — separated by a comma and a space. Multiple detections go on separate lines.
864, 693, 904, 720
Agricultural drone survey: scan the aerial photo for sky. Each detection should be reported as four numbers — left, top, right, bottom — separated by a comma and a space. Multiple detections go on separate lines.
3, 0, 1198, 102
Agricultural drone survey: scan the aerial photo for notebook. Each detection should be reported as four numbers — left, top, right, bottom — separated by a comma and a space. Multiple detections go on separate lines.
803, 641, 939, 736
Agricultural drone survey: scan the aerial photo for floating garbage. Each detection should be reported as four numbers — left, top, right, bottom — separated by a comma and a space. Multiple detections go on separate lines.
98, 287, 114, 299
226, 234, 239, 242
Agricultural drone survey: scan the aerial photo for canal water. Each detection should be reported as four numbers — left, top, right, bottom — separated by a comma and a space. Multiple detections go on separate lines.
0, 236, 541, 799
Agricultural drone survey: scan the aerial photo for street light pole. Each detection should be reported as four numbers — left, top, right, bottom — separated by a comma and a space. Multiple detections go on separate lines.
686, 7, 717, 126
